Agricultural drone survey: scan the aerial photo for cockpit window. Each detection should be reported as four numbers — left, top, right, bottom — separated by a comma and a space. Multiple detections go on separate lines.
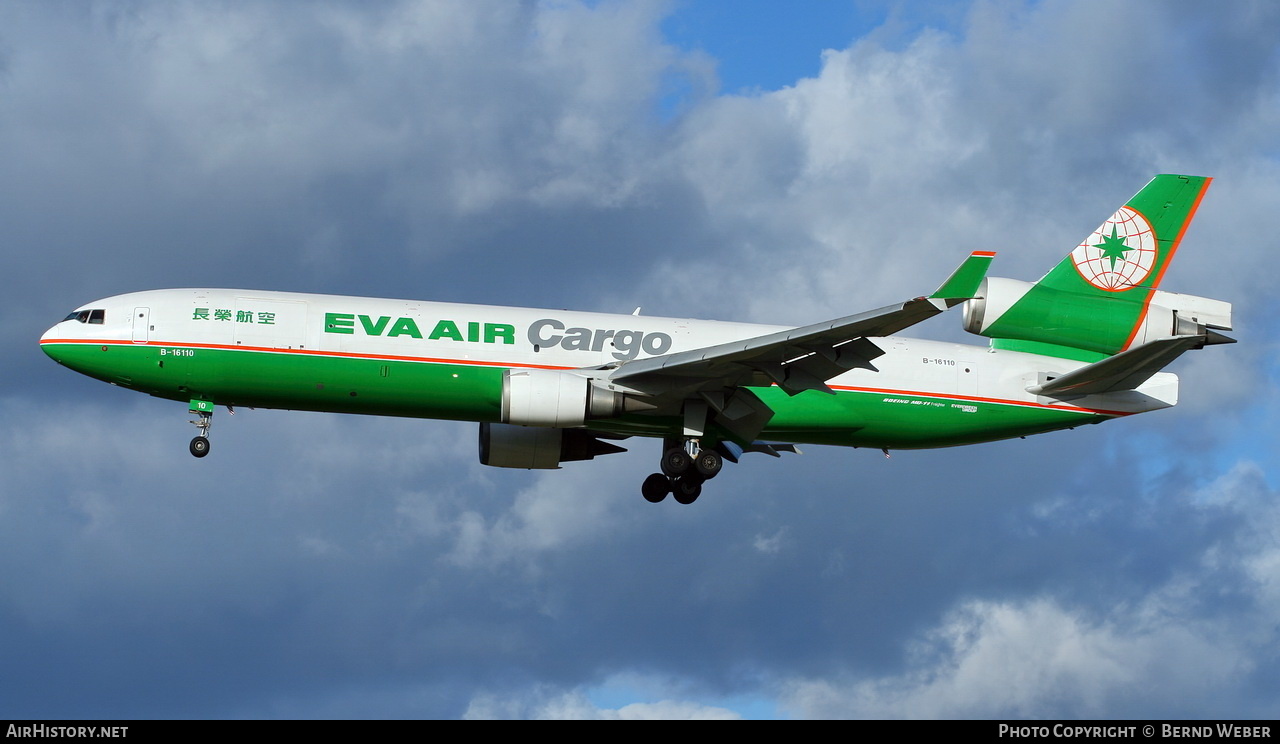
63, 309, 105, 324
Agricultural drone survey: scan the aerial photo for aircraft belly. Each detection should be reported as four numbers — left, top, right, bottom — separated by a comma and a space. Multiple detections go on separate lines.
44, 341, 506, 422
753, 385, 1098, 449
743, 339, 1107, 448
587, 339, 1114, 448
200, 348, 506, 421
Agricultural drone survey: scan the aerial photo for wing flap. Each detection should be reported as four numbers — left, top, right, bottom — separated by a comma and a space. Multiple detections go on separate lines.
700, 388, 775, 442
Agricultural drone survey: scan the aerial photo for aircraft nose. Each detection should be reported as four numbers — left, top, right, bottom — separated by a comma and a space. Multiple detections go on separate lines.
40, 323, 67, 363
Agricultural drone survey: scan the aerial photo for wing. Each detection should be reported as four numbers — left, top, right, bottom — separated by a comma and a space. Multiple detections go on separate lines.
603, 251, 995, 441
611, 297, 928, 397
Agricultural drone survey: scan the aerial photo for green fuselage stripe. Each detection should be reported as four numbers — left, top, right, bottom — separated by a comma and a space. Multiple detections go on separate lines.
42, 340, 1108, 449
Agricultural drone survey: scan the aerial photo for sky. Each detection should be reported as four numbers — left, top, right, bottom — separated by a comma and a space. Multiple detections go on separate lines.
1, 0, 1279, 720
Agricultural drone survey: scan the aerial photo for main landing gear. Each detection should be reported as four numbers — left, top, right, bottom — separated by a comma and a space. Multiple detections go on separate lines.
641, 439, 724, 504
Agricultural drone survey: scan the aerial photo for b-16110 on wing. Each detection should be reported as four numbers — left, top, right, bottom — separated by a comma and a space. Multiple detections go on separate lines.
41, 175, 1233, 504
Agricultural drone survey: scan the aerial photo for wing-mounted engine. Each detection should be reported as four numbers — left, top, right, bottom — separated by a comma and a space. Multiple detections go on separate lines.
478, 422, 628, 469
501, 368, 653, 427
962, 277, 1234, 355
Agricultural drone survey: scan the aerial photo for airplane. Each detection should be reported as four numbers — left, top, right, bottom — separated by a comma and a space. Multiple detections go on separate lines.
40, 174, 1233, 504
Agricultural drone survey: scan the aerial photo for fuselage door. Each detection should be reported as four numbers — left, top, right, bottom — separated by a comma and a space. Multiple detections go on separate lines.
232, 298, 308, 350
132, 307, 150, 343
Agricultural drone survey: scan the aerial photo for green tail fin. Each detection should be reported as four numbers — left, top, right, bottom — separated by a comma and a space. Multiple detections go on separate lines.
1036, 174, 1211, 297
980, 174, 1212, 356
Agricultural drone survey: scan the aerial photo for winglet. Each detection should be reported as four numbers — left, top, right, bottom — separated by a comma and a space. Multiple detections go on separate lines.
930, 251, 996, 307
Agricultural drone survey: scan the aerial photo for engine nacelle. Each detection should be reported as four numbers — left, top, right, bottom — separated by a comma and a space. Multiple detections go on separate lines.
961, 277, 1034, 337
478, 423, 627, 469
962, 277, 1233, 354
501, 368, 629, 427
1146, 288, 1233, 335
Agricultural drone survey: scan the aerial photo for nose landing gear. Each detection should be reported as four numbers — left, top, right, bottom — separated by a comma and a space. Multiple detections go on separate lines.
187, 399, 215, 458
642, 440, 724, 504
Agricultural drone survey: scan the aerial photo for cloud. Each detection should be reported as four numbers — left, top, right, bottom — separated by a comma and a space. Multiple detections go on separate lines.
443, 455, 643, 569
781, 596, 1236, 719
779, 460, 1280, 719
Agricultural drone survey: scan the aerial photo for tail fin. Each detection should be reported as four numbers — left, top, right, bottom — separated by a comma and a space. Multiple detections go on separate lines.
1036, 174, 1211, 298
968, 175, 1215, 357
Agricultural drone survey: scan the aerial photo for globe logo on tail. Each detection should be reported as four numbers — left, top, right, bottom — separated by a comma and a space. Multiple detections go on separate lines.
1070, 206, 1157, 291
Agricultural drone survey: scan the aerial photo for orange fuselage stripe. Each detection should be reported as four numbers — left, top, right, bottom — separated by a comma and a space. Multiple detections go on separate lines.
42, 337, 1127, 417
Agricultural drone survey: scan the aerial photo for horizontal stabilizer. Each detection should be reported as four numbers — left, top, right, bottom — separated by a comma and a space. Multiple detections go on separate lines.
1027, 335, 1206, 398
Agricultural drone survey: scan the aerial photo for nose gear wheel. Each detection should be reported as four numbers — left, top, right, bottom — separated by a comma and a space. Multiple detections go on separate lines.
188, 406, 213, 458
